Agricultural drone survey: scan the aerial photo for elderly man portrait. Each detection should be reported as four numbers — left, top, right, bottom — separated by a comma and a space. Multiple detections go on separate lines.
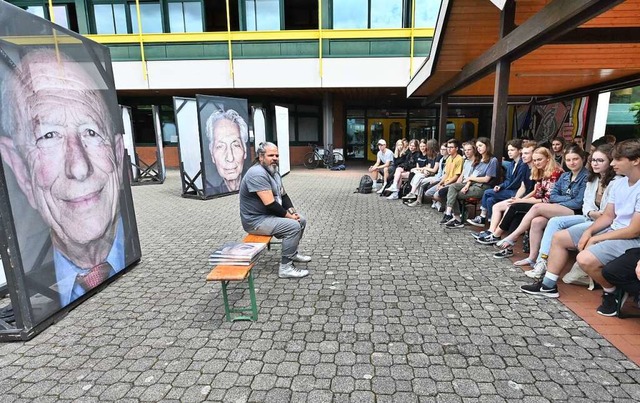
205, 107, 249, 194
0, 48, 136, 309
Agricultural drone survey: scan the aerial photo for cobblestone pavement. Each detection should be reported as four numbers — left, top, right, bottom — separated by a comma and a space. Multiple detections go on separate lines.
1, 168, 640, 402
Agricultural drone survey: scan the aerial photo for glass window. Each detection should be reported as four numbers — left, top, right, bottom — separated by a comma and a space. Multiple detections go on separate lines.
414, 0, 441, 28
52, 5, 70, 29
168, 1, 203, 33
94, 4, 128, 34
370, 0, 402, 28
130, 2, 163, 33
24, 6, 45, 19
245, 0, 280, 31
333, 0, 367, 29
298, 117, 319, 142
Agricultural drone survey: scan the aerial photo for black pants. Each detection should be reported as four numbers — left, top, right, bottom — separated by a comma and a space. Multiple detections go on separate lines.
602, 247, 640, 295
498, 202, 533, 233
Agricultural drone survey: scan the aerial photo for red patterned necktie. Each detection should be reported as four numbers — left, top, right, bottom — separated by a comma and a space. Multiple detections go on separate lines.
76, 262, 113, 291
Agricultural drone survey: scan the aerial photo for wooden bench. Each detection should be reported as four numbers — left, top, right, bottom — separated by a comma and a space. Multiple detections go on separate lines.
207, 263, 258, 322
243, 234, 273, 250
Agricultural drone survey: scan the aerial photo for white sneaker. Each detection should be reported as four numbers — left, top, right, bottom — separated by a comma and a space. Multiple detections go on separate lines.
376, 186, 385, 194
386, 192, 399, 200
292, 253, 312, 263
386, 184, 398, 192
279, 262, 309, 278
433, 201, 441, 211
525, 260, 547, 279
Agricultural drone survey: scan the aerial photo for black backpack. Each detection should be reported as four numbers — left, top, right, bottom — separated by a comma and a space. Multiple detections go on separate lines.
355, 175, 374, 193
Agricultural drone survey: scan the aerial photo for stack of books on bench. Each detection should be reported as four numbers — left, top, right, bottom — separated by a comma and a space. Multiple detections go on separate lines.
209, 242, 268, 266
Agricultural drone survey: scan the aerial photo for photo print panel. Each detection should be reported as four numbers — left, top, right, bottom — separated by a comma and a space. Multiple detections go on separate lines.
0, 1, 142, 338
196, 95, 250, 198
121, 105, 139, 181
275, 106, 291, 176
173, 97, 203, 195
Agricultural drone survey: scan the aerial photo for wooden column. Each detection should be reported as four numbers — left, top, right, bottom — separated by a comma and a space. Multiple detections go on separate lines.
584, 92, 599, 147
490, 0, 515, 160
438, 96, 448, 142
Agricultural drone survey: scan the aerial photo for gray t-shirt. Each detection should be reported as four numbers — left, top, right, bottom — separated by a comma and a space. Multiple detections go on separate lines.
377, 149, 394, 164
239, 164, 283, 231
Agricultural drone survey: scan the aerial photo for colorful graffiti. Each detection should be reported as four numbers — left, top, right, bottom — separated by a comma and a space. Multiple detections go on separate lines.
512, 97, 589, 143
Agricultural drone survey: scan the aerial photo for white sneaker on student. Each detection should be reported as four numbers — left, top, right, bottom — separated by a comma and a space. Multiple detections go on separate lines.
386, 192, 399, 200
386, 184, 398, 192
279, 262, 309, 278
292, 253, 312, 263
376, 186, 385, 194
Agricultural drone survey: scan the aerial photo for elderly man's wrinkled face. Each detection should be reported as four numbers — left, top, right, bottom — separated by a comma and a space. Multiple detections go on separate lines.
210, 119, 246, 182
5, 58, 121, 247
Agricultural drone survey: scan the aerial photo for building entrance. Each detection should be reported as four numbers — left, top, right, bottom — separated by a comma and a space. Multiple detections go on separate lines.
366, 118, 405, 161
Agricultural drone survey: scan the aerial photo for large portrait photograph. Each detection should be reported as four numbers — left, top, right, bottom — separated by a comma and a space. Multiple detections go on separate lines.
0, 4, 141, 332
196, 95, 250, 198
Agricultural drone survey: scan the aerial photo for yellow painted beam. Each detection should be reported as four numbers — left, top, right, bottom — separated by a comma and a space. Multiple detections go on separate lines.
85, 28, 435, 45
134, 0, 148, 81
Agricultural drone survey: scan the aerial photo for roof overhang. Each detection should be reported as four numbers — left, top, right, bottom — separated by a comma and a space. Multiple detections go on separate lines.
407, 0, 640, 104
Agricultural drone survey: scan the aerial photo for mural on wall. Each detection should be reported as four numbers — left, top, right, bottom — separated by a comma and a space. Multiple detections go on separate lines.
512, 97, 589, 143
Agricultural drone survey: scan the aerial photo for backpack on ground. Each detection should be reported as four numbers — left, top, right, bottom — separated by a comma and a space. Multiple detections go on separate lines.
355, 175, 373, 193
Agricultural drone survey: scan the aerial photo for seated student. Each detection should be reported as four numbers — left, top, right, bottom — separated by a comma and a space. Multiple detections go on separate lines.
468, 139, 534, 227
602, 248, 640, 309
382, 139, 407, 192
422, 139, 464, 210
369, 139, 394, 192
551, 136, 566, 168
405, 142, 448, 207
387, 139, 420, 200
492, 145, 588, 259
441, 137, 499, 228
476, 147, 562, 245
525, 144, 616, 278
436, 141, 476, 222
521, 139, 640, 317
403, 139, 441, 202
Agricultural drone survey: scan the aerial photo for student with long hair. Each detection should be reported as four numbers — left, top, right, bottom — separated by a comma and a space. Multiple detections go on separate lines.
441, 137, 499, 228
492, 145, 588, 258
405, 142, 448, 207
402, 139, 441, 201
524, 144, 616, 278
436, 141, 477, 223
387, 139, 420, 199
477, 147, 562, 245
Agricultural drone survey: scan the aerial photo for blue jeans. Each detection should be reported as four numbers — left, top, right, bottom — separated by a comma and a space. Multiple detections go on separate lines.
252, 214, 307, 263
538, 215, 588, 260
481, 188, 516, 217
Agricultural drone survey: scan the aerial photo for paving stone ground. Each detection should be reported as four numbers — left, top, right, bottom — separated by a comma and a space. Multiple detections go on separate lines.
1, 167, 640, 402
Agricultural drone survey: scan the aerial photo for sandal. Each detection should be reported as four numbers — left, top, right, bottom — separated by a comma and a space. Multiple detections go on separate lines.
495, 238, 515, 249
513, 258, 535, 267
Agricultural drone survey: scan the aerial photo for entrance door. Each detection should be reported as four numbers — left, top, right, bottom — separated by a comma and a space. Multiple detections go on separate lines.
366, 118, 405, 161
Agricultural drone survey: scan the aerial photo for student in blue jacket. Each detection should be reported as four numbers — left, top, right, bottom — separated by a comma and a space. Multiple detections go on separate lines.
494, 144, 588, 255
467, 139, 536, 227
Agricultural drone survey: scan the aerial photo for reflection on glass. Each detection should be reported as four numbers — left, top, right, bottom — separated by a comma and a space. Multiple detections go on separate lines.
415, 0, 441, 28
245, 0, 280, 31
333, 0, 367, 29
169, 2, 203, 33
298, 117, 319, 142
371, 0, 402, 28
24, 6, 45, 18
130, 2, 163, 33
52, 5, 70, 29
94, 4, 127, 34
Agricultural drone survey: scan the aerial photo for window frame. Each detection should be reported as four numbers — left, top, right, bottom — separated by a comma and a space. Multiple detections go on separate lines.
12, 0, 85, 32
330, 0, 435, 29
239, 0, 285, 31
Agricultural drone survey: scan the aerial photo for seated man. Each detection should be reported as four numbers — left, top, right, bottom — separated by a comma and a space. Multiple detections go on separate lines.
467, 139, 535, 227
520, 139, 640, 317
368, 139, 394, 193
239, 142, 311, 279
427, 138, 463, 210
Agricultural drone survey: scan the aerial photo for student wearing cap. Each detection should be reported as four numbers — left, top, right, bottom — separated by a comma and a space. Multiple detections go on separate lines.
369, 139, 395, 193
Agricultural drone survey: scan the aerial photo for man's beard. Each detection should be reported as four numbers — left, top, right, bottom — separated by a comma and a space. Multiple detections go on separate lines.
261, 161, 279, 175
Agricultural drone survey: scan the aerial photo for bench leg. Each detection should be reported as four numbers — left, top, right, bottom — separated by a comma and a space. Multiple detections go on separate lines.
247, 271, 258, 321
220, 280, 232, 322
